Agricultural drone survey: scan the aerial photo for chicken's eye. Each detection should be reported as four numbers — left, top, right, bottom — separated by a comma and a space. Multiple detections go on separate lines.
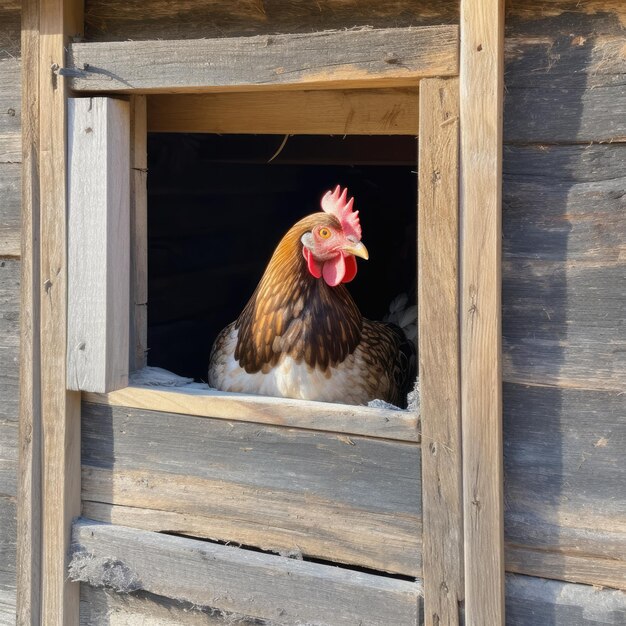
319, 227, 332, 239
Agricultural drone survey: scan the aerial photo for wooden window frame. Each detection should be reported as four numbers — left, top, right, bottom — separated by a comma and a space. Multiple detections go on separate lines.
19, 6, 504, 626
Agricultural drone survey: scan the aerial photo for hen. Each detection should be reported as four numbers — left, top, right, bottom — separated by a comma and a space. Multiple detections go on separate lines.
208, 186, 415, 407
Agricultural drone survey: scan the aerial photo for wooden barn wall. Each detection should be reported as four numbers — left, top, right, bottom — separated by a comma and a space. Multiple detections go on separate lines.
0, 0, 20, 623
0, 0, 622, 623
77, 0, 626, 622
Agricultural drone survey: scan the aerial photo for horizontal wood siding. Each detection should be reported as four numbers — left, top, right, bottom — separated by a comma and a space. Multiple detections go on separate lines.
0, 4, 20, 624
0, 261, 18, 623
503, 383, 625, 588
81, 402, 422, 577
71, 519, 423, 625
0, 58, 20, 259
0, 495, 17, 622
83, 0, 459, 41
67, 26, 458, 93
81, 586, 253, 625
506, 574, 626, 625
502, 144, 625, 391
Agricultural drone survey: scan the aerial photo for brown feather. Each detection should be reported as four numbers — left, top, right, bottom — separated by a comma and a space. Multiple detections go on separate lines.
234, 213, 362, 374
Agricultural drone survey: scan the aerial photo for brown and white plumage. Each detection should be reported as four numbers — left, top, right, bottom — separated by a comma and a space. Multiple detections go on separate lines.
209, 188, 415, 406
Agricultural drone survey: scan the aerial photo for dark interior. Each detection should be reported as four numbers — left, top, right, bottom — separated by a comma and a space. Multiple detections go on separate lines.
147, 133, 418, 382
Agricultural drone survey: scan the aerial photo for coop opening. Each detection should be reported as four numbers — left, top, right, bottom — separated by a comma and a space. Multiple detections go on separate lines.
145, 133, 418, 409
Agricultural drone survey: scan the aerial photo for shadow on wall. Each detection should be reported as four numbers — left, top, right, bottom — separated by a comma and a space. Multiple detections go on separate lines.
502, 9, 626, 618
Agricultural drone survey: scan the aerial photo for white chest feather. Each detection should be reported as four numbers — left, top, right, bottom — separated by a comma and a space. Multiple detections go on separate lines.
209, 326, 388, 406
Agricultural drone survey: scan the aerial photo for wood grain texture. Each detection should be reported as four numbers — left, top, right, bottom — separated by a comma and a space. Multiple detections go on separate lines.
67, 26, 459, 93
0, 58, 20, 165
0, 163, 20, 258
503, 383, 626, 590
418, 77, 463, 626
148, 89, 420, 135
0, 495, 17, 625
129, 96, 148, 372
38, 0, 84, 623
0, 260, 19, 424
460, 0, 505, 623
83, 383, 420, 441
16, 1, 40, 623
502, 144, 626, 391
71, 519, 423, 625
81, 585, 254, 626
503, 32, 626, 143
67, 97, 130, 393
506, 574, 626, 625
80, 402, 422, 577
83, 0, 459, 42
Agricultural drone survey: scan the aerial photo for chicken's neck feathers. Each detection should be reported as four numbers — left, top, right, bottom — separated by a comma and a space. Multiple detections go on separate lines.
234, 215, 362, 374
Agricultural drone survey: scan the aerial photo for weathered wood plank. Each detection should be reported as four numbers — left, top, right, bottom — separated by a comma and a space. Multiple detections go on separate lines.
38, 0, 84, 623
0, 58, 20, 164
0, 423, 17, 498
17, 2, 42, 622
460, 0, 505, 624
81, 402, 422, 576
0, 259, 19, 424
0, 494, 17, 625
67, 97, 130, 393
129, 96, 148, 372
0, 163, 20, 258
83, 0, 459, 42
148, 89, 420, 135
67, 26, 459, 93
418, 77, 462, 626
17, 3, 42, 623
502, 144, 626, 391
503, 383, 626, 589
81, 586, 252, 626
71, 519, 423, 626
0, 4, 20, 63
83, 383, 420, 442
506, 574, 626, 625
504, 34, 626, 143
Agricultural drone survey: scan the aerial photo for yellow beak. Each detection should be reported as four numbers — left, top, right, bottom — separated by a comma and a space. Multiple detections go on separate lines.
342, 241, 369, 260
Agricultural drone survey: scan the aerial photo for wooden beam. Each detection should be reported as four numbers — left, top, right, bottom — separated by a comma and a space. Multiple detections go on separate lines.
83, 383, 420, 442
67, 97, 130, 393
148, 89, 420, 135
66, 26, 459, 93
38, 0, 84, 623
460, 0, 505, 624
129, 96, 148, 372
16, 0, 42, 622
418, 77, 463, 626
70, 519, 423, 625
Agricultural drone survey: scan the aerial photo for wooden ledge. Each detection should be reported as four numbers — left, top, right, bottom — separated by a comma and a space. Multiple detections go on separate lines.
83, 384, 420, 442
67, 26, 459, 94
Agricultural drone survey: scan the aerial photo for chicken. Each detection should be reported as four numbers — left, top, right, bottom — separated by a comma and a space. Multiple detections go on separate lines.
208, 186, 415, 407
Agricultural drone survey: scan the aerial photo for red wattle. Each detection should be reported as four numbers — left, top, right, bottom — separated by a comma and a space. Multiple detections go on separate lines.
322, 253, 345, 287
342, 254, 358, 283
303, 247, 322, 278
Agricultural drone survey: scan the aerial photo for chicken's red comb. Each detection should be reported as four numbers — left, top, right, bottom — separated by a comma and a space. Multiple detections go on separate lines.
320, 185, 362, 240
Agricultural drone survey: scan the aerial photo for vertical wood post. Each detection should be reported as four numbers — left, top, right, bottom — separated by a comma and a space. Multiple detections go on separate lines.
129, 96, 148, 372
17, 0, 42, 622
67, 97, 130, 393
459, 0, 505, 624
37, 0, 84, 623
418, 77, 463, 626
